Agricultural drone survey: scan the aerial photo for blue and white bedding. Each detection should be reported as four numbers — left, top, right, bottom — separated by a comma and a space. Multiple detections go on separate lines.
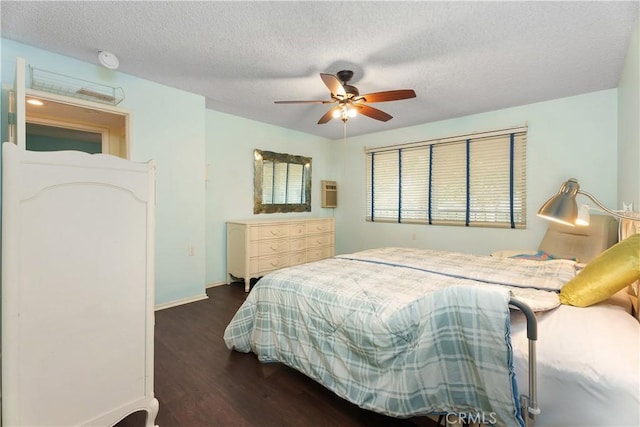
224, 247, 577, 425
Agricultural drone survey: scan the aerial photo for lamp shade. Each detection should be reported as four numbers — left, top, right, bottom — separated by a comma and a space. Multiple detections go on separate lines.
537, 178, 580, 226
539, 178, 639, 226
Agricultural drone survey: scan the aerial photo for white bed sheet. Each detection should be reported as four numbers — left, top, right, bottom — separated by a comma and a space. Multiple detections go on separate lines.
510, 299, 640, 426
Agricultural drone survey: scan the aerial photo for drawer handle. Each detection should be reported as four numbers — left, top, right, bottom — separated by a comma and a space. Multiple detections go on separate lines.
270, 230, 280, 236
270, 245, 278, 251
270, 260, 280, 267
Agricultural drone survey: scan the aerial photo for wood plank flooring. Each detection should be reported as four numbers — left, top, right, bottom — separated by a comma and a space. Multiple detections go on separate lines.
120, 282, 439, 427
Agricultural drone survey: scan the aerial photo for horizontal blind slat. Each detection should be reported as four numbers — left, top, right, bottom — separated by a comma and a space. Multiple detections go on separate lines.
366, 130, 526, 227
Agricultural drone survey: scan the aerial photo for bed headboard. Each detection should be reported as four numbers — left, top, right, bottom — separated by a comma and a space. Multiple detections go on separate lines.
538, 214, 618, 263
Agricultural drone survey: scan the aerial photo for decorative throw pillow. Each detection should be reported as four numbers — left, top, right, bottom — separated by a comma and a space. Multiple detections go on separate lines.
560, 234, 640, 307
509, 250, 577, 262
510, 250, 553, 261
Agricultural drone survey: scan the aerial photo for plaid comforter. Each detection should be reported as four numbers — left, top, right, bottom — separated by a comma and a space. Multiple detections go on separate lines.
224, 248, 575, 425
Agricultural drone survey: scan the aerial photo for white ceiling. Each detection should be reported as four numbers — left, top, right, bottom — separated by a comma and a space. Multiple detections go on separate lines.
2, 1, 638, 140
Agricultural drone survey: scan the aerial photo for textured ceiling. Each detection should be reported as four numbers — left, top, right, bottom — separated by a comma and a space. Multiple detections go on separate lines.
2, 1, 638, 140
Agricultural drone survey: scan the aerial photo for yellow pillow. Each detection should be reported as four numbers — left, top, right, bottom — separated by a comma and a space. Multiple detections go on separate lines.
560, 234, 640, 307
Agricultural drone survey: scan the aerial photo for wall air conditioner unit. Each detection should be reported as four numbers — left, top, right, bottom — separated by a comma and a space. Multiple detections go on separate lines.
321, 180, 337, 208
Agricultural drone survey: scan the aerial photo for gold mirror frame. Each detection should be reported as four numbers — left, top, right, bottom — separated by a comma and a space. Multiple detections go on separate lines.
254, 149, 312, 214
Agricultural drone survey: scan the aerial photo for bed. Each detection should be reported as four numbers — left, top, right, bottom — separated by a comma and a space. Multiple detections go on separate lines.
224, 216, 640, 426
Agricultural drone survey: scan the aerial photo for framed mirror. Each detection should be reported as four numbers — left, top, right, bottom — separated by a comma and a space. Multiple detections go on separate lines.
254, 149, 311, 214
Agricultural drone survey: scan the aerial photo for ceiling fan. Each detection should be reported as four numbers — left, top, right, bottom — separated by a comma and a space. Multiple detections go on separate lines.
274, 70, 416, 124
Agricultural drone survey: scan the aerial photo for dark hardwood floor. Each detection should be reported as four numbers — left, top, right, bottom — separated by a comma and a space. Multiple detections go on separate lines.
120, 282, 439, 427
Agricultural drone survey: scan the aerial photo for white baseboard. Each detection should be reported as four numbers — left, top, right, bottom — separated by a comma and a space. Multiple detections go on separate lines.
206, 281, 226, 289
154, 293, 208, 311
153, 281, 229, 311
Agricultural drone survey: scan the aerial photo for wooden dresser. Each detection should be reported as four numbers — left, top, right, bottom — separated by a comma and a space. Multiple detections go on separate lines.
227, 217, 335, 291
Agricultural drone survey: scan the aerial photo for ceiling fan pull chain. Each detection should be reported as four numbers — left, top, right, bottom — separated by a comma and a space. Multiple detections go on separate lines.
343, 120, 347, 143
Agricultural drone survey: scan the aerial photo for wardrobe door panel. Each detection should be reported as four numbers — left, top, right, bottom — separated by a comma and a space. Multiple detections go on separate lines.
2, 143, 158, 426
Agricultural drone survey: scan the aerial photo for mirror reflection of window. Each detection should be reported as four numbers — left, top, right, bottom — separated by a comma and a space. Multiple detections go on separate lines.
261, 160, 307, 205
287, 163, 305, 204
254, 149, 311, 213
262, 160, 273, 204
273, 161, 288, 204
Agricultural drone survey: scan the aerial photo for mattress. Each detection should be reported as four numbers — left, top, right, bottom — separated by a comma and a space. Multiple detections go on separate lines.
510, 299, 640, 426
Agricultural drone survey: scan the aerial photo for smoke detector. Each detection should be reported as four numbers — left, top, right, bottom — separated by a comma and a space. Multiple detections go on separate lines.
98, 50, 119, 70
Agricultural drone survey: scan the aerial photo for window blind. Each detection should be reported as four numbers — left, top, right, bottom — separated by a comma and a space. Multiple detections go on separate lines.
262, 160, 307, 204
365, 126, 527, 228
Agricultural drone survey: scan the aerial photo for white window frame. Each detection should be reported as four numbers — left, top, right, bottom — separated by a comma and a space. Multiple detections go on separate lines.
365, 125, 527, 228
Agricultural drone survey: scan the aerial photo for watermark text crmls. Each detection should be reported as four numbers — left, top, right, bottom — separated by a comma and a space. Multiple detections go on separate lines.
445, 412, 498, 425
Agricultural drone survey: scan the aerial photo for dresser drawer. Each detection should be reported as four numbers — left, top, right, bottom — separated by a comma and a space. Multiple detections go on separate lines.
289, 251, 306, 266
307, 219, 333, 234
307, 246, 332, 262
253, 238, 289, 256
289, 222, 306, 237
251, 224, 290, 240
255, 254, 290, 274
290, 236, 307, 251
307, 233, 332, 249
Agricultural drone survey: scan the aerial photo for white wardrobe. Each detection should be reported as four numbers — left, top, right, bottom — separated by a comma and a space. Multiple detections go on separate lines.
1, 143, 158, 426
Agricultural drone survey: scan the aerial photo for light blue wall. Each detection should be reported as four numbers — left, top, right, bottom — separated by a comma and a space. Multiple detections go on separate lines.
1, 39, 207, 306
618, 18, 640, 209
204, 110, 335, 285
0, 36, 631, 306
332, 90, 619, 256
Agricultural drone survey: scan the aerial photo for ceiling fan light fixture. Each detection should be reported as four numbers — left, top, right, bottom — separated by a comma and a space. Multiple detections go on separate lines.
332, 104, 357, 122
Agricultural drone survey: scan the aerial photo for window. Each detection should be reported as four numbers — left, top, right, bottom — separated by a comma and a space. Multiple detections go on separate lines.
366, 126, 527, 228
254, 149, 311, 214
262, 160, 307, 204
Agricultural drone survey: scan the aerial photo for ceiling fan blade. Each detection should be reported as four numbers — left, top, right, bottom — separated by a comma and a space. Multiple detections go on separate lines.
320, 73, 346, 98
357, 89, 416, 103
274, 100, 335, 104
355, 104, 393, 122
318, 106, 340, 124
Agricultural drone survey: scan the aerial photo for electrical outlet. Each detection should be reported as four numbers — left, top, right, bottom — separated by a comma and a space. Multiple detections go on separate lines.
411, 233, 417, 241
188, 245, 195, 256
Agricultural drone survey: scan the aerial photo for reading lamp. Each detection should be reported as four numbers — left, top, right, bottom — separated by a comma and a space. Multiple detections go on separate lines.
537, 178, 638, 226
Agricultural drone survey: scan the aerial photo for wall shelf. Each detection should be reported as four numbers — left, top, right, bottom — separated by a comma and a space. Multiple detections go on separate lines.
30, 66, 125, 106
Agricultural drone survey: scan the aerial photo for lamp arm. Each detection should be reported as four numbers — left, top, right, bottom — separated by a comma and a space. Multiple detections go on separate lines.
578, 190, 639, 221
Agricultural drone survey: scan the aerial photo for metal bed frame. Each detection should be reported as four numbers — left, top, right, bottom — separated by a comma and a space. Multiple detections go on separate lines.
509, 298, 540, 427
